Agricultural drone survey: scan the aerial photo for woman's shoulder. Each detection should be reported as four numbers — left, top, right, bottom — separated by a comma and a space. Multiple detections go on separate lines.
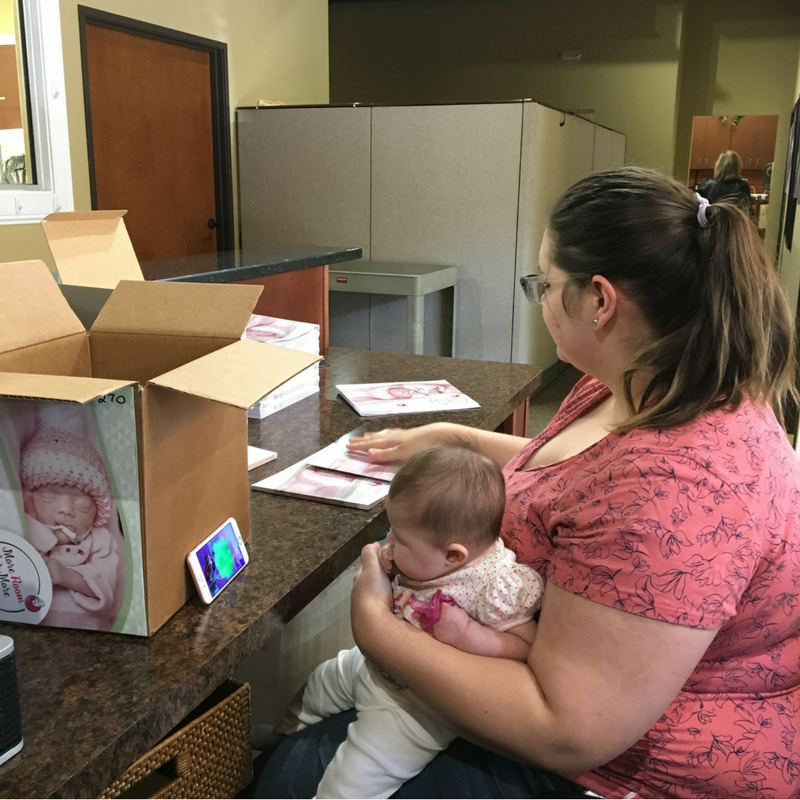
617, 398, 798, 482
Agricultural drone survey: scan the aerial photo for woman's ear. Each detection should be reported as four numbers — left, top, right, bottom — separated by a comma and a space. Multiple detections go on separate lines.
589, 275, 618, 330
445, 542, 470, 567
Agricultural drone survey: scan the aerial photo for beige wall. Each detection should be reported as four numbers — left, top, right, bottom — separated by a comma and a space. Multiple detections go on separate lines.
0, 1, 14, 35
0, 0, 329, 267
329, 0, 681, 171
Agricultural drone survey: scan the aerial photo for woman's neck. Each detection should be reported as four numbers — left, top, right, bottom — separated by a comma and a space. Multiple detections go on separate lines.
591, 367, 655, 431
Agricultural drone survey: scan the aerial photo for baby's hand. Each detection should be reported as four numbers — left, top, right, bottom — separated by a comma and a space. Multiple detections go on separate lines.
378, 541, 396, 575
431, 603, 472, 648
42, 555, 65, 587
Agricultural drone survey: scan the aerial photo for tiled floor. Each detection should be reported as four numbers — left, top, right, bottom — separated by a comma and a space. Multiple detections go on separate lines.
527, 365, 583, 438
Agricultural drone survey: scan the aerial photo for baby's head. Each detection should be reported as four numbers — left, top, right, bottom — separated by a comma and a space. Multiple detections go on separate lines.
385, 441, 505, 581
20, 408, 112, 539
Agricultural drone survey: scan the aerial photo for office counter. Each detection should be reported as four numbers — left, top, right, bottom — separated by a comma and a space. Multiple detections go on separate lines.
0, 347, 541, 799
141, 245, 363, 350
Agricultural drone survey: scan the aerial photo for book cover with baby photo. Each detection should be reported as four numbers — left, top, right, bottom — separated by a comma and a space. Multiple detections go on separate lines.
251, 462, 390, 510
0, 393, 147, 635
336, 380, 480, 417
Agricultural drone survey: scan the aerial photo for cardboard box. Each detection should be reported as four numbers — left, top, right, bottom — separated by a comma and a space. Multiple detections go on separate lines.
42, 210, 144, 288
0, 260, 319, 635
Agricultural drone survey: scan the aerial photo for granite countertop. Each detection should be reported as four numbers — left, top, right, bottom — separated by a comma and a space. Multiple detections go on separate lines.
0, 347, 541, 799
140, 244, 363, 283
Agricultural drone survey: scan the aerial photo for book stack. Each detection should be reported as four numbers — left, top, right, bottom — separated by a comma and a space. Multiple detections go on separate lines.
251, 430, 401, 509
336, 379, 480, 417
245, 314, 321, 419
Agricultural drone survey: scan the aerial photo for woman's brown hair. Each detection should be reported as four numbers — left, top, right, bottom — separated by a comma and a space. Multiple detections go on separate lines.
548, 166, 797, 433
713, 150, 743, 181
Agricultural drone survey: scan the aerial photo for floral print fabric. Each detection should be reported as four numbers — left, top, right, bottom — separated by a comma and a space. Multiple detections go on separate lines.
393, 540, 544, 632
501, 376, 800, 798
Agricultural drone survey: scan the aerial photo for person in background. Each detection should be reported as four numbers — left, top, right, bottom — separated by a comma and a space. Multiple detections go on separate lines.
254, 166, 800, 799
697, 149, 753, 213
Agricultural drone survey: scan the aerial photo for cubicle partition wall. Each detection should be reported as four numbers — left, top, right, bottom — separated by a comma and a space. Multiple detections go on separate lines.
237, 101, 625, 370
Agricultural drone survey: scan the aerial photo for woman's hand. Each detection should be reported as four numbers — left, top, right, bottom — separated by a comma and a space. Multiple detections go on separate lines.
377, 541, 397, 575
346, 424, 452, 464
351, 542, 396, 653
348, 422, 531, 470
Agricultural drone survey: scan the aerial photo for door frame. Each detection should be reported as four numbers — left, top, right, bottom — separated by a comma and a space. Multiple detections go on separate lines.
78, 6, 235, 252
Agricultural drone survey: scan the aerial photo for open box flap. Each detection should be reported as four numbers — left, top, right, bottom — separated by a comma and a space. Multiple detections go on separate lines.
148, 338, 321, 409
0, 260, 87, 355
42, 210, 144, 289
0, 372, 136, 403
91, 280, 263, 339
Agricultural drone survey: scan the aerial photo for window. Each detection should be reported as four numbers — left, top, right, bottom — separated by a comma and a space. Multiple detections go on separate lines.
0, 0, 71, 223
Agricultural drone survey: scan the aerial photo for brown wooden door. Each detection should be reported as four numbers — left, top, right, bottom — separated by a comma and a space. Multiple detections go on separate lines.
83, 23, 219, 261
0, 45, 22, 130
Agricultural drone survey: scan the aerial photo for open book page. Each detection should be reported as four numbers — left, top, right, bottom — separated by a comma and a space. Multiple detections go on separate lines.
251, 461, 389, 510
336, 379, 480, 417
305, 430, 400, 482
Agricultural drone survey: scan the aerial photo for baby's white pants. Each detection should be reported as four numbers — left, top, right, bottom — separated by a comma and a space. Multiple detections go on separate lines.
283, 645, 456, 799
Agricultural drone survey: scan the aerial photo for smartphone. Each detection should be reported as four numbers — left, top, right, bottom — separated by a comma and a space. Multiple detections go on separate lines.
186, 517, 249, 604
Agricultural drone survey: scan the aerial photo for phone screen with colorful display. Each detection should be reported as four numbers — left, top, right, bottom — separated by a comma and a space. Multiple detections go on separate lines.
186, 517, 248, 604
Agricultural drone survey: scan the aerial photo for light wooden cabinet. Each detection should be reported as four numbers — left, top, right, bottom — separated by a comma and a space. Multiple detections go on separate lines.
689, 115, 779, 172
691, 116, 732, 170
755, 116, 779, 169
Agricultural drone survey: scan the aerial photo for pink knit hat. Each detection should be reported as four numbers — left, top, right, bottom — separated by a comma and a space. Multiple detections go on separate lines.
19, 406, 112, 527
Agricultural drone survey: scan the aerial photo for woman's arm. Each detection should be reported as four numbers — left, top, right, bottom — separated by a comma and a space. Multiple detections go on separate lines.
347, 422, 530, 469
352, 543, 717, 774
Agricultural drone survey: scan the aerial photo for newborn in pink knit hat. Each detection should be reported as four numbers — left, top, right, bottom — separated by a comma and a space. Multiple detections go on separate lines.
20, 405, 120, 620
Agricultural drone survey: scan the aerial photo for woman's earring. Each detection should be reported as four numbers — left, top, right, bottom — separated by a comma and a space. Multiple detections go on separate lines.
592, 318, 599, 328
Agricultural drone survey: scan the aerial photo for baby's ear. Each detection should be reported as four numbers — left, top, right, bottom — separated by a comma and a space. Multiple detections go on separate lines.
22, 490, 35, 515
445, 542, 469, 567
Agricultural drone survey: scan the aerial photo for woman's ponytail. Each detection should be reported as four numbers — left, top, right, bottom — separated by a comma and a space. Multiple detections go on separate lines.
548, 167, 798, 432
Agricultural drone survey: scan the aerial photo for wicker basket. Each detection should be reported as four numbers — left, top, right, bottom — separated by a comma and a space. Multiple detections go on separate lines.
100, 679, 253, 800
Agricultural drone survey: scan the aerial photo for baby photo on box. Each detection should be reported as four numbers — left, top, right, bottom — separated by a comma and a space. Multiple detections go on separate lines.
0, 391, 147, 635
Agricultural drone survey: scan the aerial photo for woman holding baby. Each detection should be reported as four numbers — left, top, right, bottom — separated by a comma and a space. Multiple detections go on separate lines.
255, 166, 800, 798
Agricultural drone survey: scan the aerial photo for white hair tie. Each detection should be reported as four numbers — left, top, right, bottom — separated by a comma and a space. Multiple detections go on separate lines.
695, 192, 710, 228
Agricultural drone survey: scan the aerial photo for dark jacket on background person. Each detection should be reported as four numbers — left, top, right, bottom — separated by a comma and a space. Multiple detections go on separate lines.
697, 177, 752, 211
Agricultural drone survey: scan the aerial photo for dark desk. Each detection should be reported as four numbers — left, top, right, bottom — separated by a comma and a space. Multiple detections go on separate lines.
141, 245, 363, 351
139, 245, 362, 284
0, 348, 541, 799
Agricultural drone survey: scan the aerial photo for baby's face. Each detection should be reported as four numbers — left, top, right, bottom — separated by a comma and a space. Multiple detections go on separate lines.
29, 484, 96, 539
385, 499, 450, 582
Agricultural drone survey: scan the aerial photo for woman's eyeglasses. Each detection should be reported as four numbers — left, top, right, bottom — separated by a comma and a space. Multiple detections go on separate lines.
519, 274, 550, 306
519, 273, 590, 306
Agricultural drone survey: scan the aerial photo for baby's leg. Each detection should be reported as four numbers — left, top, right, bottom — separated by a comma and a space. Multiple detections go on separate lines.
277, 646, 366, 735
315, 666, 456, 799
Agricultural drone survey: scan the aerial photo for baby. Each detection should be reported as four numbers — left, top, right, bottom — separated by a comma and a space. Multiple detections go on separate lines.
20, 406, 120, 629
274, 441, 543, 799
